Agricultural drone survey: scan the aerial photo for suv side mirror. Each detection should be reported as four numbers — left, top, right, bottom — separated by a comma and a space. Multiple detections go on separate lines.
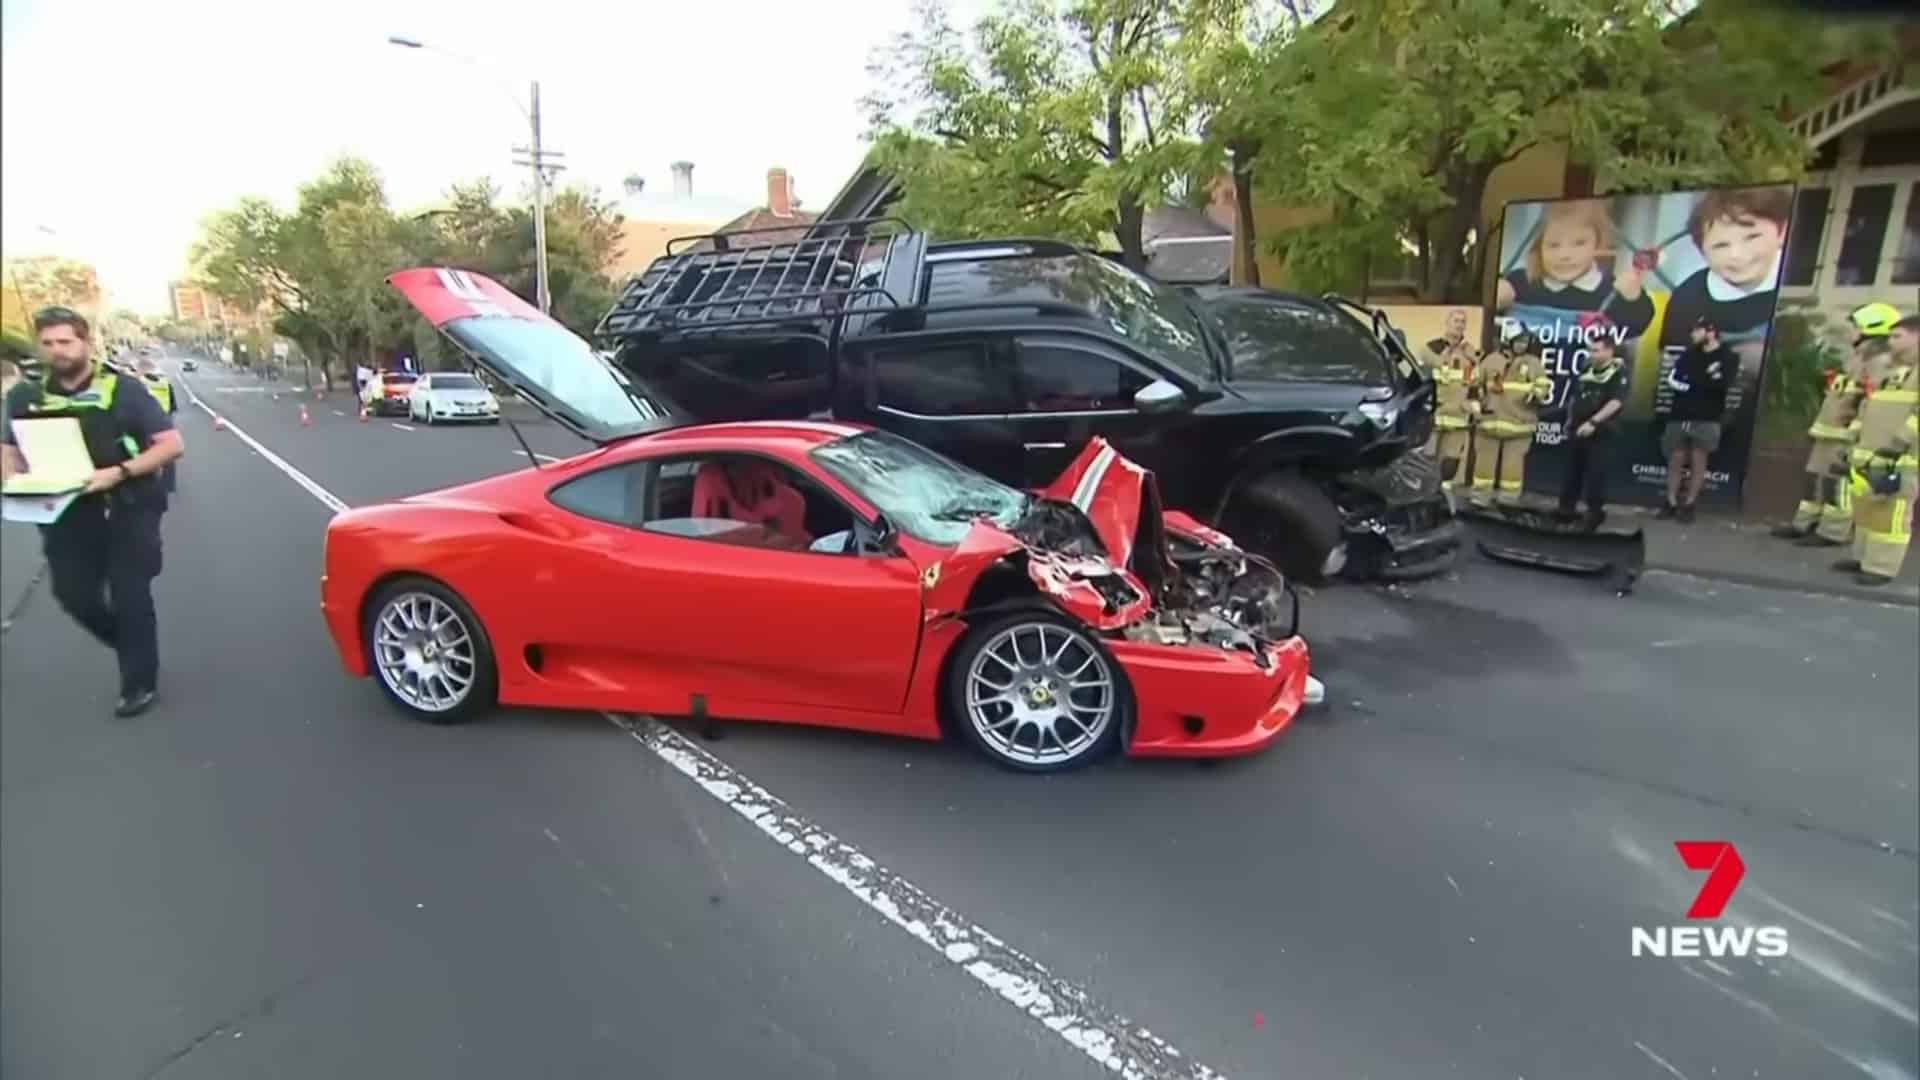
1134, 379, 1188, 414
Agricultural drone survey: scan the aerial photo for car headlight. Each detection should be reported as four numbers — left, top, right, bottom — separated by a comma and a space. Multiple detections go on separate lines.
1358, 401, 1400, 427
1320, 543, 1349, 578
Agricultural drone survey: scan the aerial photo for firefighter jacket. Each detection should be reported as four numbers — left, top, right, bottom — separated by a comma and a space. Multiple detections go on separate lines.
1475, 349, 1552, 437
1424, 337, 1479, 431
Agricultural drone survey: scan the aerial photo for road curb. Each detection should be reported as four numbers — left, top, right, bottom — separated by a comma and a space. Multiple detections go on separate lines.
1644, 561, 1920, 606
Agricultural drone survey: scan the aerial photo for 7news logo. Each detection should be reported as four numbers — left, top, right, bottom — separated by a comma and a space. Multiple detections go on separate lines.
1631, 841, 1789, 959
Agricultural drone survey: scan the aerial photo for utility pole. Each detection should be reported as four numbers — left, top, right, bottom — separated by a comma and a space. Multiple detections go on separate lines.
512, 81, 564, 314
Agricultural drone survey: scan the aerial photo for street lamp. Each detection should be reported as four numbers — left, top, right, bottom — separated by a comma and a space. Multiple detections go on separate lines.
387, 34, 560, 314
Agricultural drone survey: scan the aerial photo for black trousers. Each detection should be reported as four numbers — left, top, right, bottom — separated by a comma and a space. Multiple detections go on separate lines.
40, 497, 164, 695
1558, 433, 1612, 513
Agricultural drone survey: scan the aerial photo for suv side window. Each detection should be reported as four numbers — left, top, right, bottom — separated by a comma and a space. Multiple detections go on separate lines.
1012, 340, 1150, 413
871, 342, 1011, 417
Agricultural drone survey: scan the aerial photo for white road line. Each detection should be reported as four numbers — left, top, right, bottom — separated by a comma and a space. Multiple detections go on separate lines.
332, 410, 346, 417
180, 382, 347, 515
391, 423, 415, 432
512, 449, 561, 463
181, 392, 1224, 1079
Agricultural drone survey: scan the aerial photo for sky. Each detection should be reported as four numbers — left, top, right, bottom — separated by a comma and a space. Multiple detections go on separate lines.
1, 0, 988, 316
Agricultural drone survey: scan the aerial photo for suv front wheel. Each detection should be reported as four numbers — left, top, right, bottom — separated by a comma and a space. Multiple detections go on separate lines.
1221, 470, 1345, 584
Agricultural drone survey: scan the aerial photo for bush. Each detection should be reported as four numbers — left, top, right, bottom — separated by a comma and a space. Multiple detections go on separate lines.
1757, 305, 1843, 443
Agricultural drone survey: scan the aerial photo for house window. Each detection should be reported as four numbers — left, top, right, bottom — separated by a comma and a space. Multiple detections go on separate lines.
1783, 188, 1830, 287
1834, 184, 1895, 287
1893, 183, 1920, 286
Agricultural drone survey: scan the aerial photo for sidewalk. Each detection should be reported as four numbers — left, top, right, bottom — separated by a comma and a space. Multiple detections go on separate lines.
1626, 505, 1919, 605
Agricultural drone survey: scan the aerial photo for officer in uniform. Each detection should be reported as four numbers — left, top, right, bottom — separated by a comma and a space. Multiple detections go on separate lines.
1555, 328, 1629, 528
1422, 310, 1480, 492
0, 307, 184, 717
1775, 302, 1898, 544
1470, 330, 1552, 508
1835, 314, 1919, 586
138, 360, 180, 493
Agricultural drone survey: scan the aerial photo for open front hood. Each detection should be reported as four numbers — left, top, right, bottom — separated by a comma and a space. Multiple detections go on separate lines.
387, 267, 669, 445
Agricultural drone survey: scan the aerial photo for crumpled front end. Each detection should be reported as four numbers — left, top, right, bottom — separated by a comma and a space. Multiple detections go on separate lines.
1330, 446, 1461, 579
937, 439, 1313, 758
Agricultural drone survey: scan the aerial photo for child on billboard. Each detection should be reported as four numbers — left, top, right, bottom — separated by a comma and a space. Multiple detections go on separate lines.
1652, 187, 1790, 358
1495, 199, 1656, 355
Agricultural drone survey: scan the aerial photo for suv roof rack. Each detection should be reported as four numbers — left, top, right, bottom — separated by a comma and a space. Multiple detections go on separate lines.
597, 216, 926, 339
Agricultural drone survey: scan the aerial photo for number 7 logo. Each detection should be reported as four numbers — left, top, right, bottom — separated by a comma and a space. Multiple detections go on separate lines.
1674, 841, 1746, 920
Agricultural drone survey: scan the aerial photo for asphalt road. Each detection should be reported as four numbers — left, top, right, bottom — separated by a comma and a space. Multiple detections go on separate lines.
3, 352, 1915, 1080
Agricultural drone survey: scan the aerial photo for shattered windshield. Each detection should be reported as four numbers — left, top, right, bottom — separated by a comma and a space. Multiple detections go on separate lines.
810, 429, 1031, 546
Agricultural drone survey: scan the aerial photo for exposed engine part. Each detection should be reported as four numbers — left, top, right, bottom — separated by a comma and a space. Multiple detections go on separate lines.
1010, 498, 1106, 558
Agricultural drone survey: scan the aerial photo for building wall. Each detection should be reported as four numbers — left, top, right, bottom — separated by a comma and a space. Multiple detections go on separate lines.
1780, 99, 1920, 333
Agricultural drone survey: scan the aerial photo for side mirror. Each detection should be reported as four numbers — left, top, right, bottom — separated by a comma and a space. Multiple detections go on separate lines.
1134, 379, 1188, 414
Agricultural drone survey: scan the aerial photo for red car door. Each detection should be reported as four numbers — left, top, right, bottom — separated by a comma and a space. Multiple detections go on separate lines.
504, 490, 925, 718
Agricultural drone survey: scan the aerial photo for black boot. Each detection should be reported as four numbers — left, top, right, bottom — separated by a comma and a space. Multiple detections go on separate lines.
1854, 572, 1894, 587
1796, 533, 1843, 548
1832, 558, 1862, 573
1770, 523, 1810, 539
1676, 503, 1696, 524
1654, 502, 1678, 520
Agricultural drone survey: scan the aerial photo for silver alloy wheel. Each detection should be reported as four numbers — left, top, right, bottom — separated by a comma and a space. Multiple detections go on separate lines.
964, 621, 1115, 767
373, 591, 478, 714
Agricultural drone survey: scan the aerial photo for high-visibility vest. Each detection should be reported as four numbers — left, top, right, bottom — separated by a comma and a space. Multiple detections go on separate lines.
1425, 338, 1478, 430
17, 365, 157, 501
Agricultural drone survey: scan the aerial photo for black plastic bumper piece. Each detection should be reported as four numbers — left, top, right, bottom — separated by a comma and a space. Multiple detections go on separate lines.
1458, 506, 1646, 595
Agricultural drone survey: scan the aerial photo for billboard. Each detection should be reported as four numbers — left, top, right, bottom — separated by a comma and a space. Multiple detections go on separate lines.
1492, 184, 1794, 506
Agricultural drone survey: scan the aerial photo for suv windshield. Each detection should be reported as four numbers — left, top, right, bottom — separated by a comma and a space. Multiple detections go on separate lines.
810, 429, 1030, 546
1205, 299, 1394, 384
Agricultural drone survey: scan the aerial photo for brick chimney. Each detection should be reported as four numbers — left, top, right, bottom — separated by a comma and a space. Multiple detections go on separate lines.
671, 160, 694, 198
766, 167, 794, 217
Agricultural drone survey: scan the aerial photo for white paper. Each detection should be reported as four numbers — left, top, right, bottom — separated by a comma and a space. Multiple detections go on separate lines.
4, 417, 93, 495
2, 490, 81, 524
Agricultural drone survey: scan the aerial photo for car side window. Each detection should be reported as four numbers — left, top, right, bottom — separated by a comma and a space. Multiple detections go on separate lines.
1013, 341, 1150, 413
641, 453, 868, 555
548, 462, 647, 526
870, 342, 1012, 417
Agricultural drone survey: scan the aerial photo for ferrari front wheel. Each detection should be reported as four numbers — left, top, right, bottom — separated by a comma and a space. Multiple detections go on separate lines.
366, 577, 497, 724
947, 610, 1127, 773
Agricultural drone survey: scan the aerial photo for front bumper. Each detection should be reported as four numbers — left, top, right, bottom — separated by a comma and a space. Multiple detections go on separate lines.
430, 406, 501, 422
1121, 635, 1309, 758
1343, 493, 1462, 580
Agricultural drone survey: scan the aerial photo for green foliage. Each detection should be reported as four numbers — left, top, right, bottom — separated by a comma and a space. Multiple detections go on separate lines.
190, 158, 625, 384
1249, 0, 1846, 301
4, 255, 101, 313
0, 327, 33, 361
1758, 306, 1844, 443
865, 0, 1214, 267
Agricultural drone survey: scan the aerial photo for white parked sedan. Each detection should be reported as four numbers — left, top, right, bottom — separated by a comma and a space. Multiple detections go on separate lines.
407, 372, 502, 424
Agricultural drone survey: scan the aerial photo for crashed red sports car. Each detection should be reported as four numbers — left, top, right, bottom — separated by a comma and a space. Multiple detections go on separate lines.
318, 268, 1311, 772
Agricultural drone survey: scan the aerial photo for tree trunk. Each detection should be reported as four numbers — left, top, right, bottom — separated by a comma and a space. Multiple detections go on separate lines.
1419, 169, 1490, 304
1115, 193, 1147, 272
1230, 143, 1261, 287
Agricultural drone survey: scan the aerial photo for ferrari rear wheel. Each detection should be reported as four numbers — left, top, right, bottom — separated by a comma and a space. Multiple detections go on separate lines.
366, 577, 497, 724
947, 610, 1127, 773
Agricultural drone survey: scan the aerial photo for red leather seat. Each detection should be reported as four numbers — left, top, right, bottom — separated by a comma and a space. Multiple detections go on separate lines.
691, 460, 812, 545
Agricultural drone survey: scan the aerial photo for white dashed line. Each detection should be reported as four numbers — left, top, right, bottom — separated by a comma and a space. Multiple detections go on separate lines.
391, 423, 415, 432
179, 392, 1225, 1079
512, 449, 561, 463
332, 410, 346, 417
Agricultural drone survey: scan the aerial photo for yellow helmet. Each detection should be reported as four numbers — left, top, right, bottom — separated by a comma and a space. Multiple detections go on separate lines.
1850, 302, 1901, 337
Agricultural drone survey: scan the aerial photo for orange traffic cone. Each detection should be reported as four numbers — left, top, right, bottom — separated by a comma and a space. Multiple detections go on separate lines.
358, 406, 369, 423
300, 405, 311, 427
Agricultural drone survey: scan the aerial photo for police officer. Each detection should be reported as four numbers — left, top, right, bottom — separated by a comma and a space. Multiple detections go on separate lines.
0, 307, 183, 717
1556, 329, 1629, 528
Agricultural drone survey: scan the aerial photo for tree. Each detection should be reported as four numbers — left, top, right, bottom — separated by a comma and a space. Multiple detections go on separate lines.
1251, 0, 1857, 302
3, 255, 102, 317
1180, 0, 1312, 286
865, 0, 1207, 269
419, 179, 626, 336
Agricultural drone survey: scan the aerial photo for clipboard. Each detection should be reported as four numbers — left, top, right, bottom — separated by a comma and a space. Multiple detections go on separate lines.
3, 417, 93, 496
2, 489, 81, 524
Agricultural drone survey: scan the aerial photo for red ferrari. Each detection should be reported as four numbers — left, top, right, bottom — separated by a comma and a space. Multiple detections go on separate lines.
319, 268, 1312, 772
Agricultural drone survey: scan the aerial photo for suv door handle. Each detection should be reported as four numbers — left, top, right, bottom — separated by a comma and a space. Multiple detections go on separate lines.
1023, 441, 1068, 450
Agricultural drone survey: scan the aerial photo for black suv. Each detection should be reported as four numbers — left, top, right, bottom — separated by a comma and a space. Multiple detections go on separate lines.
596, 220, 1459, 581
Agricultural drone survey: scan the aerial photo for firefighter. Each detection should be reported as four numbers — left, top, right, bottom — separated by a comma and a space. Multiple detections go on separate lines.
1470, 330, 1553, 508
1422, 310, 1479, 491
1775, 303, 1899, 544
1835, 313, 1919, 586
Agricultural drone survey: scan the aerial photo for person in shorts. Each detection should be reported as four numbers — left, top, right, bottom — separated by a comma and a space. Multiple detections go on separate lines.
1658, 318, 1737, 522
